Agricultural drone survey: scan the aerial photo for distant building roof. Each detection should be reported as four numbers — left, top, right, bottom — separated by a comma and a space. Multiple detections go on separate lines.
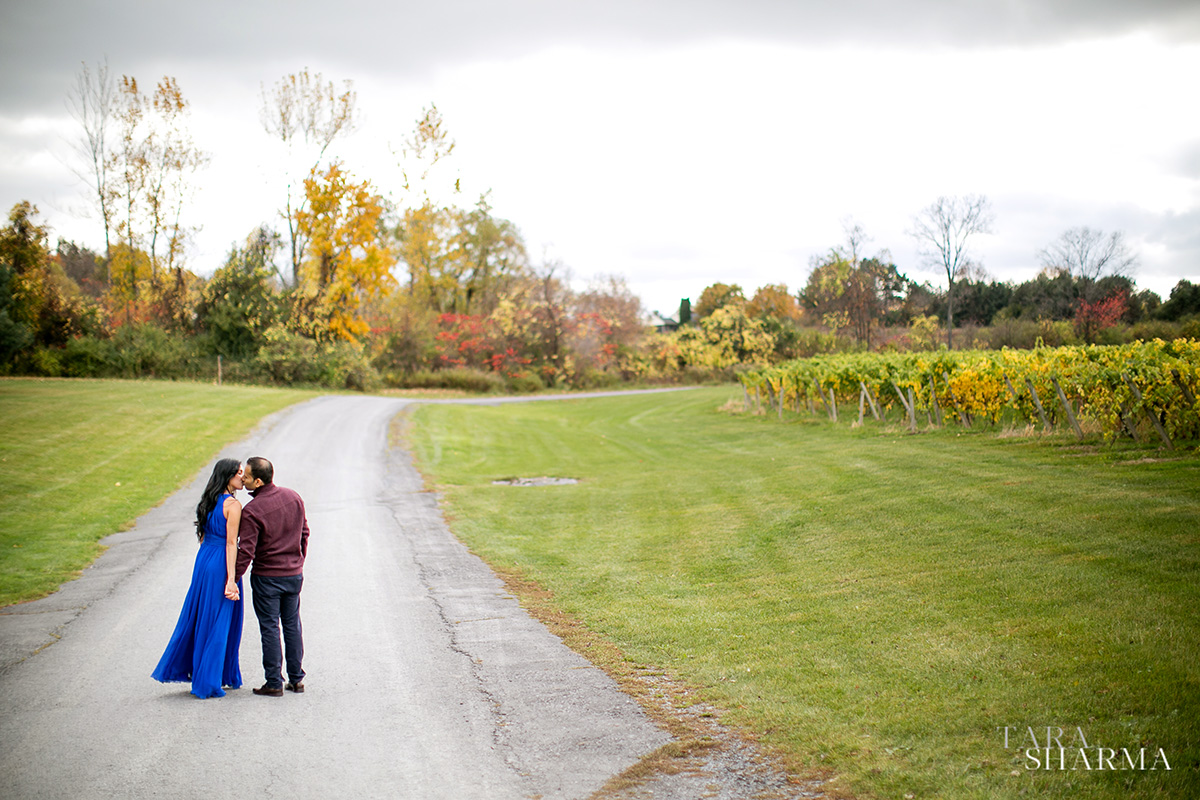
645, 311, 679, 331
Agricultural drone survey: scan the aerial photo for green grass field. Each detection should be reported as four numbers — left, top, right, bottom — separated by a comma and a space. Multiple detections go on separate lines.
0, 378, 314, 607
407, 387, 1200, 800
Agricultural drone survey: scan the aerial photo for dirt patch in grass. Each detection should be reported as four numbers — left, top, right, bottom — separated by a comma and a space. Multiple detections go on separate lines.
1113, 456, 1183, 465
491, 476, 579, 486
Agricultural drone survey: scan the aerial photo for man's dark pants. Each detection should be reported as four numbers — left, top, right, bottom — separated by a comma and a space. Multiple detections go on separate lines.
250, 574, 305, 688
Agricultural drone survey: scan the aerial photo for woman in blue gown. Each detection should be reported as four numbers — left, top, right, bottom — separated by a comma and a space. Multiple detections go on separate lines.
152, 458, 245, 698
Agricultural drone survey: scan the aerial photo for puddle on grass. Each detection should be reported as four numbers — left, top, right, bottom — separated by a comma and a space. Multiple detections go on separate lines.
491, 477, 579, 486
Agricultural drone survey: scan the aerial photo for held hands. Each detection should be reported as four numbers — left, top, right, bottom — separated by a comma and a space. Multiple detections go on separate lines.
224, 581, 240, 601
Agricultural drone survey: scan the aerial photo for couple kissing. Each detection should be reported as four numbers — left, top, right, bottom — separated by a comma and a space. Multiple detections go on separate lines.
152, 456, 309, 699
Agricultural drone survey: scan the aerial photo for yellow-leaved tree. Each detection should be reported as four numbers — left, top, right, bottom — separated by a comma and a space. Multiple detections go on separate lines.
392, 106, 528, 316
396, 201, 461, 312
294, 162, 395, 341
676, 304, 777, 368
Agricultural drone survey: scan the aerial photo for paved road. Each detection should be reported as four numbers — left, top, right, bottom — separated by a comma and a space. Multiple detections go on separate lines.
0, 395, 669, 799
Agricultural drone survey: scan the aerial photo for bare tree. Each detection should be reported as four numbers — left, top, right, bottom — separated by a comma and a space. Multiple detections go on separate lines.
1038, 226, 1138, 283
840, 218, 869, 266
107, 77, 205, 271
260, 69, 358, 286
576, 273, 645, 348
908, 195, 994, 348
538, 261, 576, 375
110, 75, 151, 310
398, 103, 457, 197
66, 60, 117, 271
803, 223, 898, 348
141, 77, 210, 277
71, 70, 207, 321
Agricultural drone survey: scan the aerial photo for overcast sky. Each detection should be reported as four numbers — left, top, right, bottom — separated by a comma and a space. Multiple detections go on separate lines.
2, 0, 1198, 315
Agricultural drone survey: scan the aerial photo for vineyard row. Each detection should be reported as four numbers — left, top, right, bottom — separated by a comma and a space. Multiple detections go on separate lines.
739, 339, 1200, 447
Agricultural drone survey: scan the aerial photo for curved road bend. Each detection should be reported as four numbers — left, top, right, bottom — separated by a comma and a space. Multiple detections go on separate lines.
0, 394, 670, 799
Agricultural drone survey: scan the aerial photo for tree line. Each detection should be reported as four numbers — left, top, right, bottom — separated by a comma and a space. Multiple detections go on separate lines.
1, 65, 668, 390
687, 215, 1198, 359
2, 63, 1198, 390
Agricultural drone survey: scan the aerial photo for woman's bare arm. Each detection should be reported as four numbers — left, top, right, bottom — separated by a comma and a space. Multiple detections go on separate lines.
223, 496, 242, 601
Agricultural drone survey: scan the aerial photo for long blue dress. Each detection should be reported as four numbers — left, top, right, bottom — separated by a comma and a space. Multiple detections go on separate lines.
152, 493, 244, 698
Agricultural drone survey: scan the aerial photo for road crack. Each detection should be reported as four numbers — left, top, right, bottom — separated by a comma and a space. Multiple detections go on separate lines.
383, 453, 539, 795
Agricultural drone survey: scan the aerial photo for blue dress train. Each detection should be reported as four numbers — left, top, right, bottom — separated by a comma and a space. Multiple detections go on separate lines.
152, 493, 244, 698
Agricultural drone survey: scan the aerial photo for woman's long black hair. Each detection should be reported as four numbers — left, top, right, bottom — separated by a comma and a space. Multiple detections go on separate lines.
196, 458, 241, 541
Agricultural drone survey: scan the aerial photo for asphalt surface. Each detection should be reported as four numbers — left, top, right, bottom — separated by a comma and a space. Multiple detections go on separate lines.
0, 394, 671, 799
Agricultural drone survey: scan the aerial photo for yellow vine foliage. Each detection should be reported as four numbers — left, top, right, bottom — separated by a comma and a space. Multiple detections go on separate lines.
742, 340, 1200, 442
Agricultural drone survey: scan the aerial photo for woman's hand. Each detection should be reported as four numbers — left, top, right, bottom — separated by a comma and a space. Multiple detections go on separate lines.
224, 581, 240, 601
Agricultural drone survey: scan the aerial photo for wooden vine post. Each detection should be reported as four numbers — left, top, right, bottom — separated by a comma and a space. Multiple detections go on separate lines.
1171, 369, 1197, 408
890, 380, 909, 426
1123, 373, 1173, 449
1024, 378, 1052, 432
891, 381, 916, 432
1116, 396, 1139, 442
859, 381, 881, 420
828, 388, 838, 423
1002, 373, 1020, 404
813, 379, 830, 418
928, 375, 943, 426
1050, 377, 1084, 441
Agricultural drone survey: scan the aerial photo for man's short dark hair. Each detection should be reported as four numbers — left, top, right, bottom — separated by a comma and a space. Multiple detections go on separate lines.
246, 456, 274, 485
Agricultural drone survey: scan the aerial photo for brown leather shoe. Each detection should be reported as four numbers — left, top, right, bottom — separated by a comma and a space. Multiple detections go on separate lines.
285, 681, 305, 693
253, 684, 283, 697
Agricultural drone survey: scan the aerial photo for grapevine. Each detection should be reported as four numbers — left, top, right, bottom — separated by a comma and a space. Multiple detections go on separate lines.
740, 340, 1200, 445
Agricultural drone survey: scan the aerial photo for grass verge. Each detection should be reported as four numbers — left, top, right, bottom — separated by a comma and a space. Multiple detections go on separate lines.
406, 386, 1200, 800
0, 378, 315, 607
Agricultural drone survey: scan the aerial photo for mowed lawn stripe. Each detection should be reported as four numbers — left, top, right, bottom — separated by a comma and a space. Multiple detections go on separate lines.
407, 387, 1200, 800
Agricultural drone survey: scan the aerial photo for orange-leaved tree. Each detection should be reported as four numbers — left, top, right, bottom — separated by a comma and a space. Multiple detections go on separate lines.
747, 283, 800, 323
694, 282, 745, 319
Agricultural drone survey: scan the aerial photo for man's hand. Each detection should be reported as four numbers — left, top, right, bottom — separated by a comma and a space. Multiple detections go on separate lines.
225, 582, 240, 601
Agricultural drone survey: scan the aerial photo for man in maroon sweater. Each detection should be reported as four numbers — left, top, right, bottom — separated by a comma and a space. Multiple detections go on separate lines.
233, 456, 310, 697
